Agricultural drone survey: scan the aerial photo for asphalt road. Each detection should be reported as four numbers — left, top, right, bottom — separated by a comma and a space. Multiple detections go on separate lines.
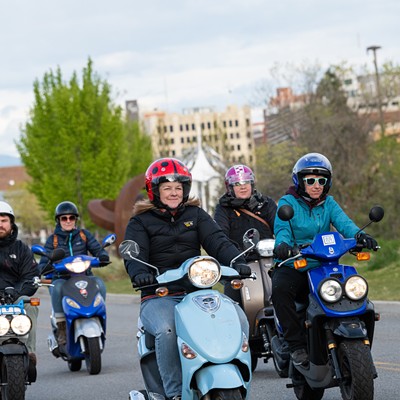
26, 289, 399, 400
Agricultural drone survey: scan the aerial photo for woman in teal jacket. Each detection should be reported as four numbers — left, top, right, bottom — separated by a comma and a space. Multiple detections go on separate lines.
271, 153, 378, 367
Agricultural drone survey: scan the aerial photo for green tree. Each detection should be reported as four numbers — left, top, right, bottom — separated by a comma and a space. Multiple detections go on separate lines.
17, 58, 134, 228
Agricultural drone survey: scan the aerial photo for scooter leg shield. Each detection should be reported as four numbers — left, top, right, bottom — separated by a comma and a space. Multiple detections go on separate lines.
194, 364, 247, 397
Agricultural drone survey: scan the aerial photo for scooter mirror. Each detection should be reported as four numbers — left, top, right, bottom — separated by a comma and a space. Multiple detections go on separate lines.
369, 206, 384, 223
243, 228, 260, 250
102, 233, 117, 248
277, 205, 294, 221
119, 240, 140, 260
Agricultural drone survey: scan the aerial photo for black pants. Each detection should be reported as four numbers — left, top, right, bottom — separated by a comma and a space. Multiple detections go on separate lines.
271, 266, 309, 353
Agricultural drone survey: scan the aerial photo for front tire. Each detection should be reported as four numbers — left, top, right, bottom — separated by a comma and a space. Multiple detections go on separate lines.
68, 358, 82, 372
1, 355, 26, 400
293, 381, 324, 400
338, 340, 375, 400
210, 388, 244, 400
84, 337, 102, 375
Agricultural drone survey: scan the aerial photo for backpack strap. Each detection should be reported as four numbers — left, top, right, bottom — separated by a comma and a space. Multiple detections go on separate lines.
53, 234, 58, 248
79, 230, 87, 243
239, 208, 271, 231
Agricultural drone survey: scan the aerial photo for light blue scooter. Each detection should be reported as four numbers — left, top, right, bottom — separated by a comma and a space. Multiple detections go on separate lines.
119, 240, 252, 400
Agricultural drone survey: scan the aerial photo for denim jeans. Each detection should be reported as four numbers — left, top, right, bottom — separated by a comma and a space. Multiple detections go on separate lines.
51, 277, 106, 319
140, 294, 249, 399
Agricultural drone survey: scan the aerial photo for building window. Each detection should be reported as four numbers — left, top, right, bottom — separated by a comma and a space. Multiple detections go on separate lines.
235, 120, 239, 127
170, 125, 173, 132
193, 136, 197, 142
201, 122, 205, 130
164, 126, 167, 133
236, 132, 240, 138
192, 123, 196, 130
207, 122, 211, 129
248, 143, 252, 149
172, 150, 175, 156
186, 124, 189, 131
230, 145, 234, 151
223, 121, 227, 128
171, 138, 175, 144
187, 137, 191, 143
237, 144, 241, 151
229, 120, 233, 127
181, 138, 184, 144
246, 118, 250, 127
180, 124, 183, 131
230, 133, 234, 139
247, 131, 251, 138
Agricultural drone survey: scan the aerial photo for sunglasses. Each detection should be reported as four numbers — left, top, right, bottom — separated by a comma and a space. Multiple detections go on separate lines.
303, 177, 328, 186
60, 215, 77, 222
233, 181, 252, 187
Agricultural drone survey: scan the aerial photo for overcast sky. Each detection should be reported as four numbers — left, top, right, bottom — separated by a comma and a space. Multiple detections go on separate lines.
1, 0, 399, 158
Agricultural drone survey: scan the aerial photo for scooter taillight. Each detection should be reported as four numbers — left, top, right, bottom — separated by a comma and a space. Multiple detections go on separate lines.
356, 252, 370, 261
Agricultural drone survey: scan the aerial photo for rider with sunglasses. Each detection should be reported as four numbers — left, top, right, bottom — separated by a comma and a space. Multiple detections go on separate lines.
271, 153, 378, 367
38, 201, 110, 347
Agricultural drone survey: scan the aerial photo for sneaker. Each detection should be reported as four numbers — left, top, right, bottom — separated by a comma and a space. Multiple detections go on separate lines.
291, 348, 309, 367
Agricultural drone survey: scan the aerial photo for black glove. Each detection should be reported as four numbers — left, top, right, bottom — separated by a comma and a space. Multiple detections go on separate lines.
273, 242, 294, 260
133, 273, 155, 287
233, 263, 252, 277
99, 254, 110, 267
356, 233, 378, 250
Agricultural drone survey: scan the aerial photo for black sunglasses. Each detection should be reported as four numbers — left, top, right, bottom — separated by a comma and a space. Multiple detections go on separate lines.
60, 215, 77, 222
303, 177, 328, 186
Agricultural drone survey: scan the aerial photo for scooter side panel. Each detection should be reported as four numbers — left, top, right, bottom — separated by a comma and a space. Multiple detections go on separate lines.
240, 260, 264, 337
175, 290, 243, 363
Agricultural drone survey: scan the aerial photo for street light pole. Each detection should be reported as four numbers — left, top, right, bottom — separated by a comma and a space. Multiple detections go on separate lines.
367, 45, 385, 138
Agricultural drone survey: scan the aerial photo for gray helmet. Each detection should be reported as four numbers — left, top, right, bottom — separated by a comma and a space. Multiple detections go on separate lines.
0, 201, 15, 223
55, 201, 79, 221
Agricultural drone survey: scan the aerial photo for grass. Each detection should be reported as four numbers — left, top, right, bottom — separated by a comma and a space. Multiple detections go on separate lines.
96, 238, 400, 301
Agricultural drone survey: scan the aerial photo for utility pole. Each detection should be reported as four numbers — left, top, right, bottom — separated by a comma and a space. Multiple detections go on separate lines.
367, 45, 385, 138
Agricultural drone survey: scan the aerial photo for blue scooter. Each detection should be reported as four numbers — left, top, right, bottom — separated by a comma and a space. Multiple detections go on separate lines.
32, 233, 116, 375
271, 205, 384, 400
119, 240, 252, 400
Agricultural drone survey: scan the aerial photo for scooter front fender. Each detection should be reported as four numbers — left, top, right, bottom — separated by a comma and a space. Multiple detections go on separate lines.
74, 317, 103, 341
194, 364, 247, 398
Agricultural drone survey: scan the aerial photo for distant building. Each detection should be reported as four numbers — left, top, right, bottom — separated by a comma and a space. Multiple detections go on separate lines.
140, 104, 255, 166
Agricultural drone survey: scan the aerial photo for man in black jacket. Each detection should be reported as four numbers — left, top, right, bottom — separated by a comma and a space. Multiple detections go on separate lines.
0, 201, 40, 365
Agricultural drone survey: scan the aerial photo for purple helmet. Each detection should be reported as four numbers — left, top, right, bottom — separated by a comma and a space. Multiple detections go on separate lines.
225, 165, 255, 196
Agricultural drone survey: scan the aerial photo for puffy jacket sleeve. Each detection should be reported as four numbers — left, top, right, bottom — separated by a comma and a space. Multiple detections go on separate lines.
84, 229, 109, 259
17, 243, 40, 297
213, 204, 231, 237
197, 208, 245, 266
123, 216, 152, 283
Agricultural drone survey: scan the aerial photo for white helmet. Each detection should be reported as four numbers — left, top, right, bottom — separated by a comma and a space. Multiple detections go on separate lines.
0, 201, 15, 221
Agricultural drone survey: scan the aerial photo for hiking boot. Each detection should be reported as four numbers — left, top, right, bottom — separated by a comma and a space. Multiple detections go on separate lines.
291, 348, 309, 367
28, 352, 37, 366
56, 321, 67, 345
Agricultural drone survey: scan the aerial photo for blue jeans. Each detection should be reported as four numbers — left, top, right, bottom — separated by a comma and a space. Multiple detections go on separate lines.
51, 276, 106, 319
140, 295, 249, 398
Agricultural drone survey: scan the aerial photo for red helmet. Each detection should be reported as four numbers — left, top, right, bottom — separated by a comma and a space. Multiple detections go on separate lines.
145, 158, 192, 204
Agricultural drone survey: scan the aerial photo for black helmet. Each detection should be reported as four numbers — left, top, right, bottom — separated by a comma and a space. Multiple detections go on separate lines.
55, 201, 79, 221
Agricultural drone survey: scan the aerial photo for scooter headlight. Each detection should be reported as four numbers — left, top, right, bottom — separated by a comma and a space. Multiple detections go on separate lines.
345, 276, 368, 300
10, 315, 31, 335
188, 257, 221, 288
319, 279, 342, 303
0, 316, 10, 336
256, 239, 275, 257
65, 257, 91, 273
